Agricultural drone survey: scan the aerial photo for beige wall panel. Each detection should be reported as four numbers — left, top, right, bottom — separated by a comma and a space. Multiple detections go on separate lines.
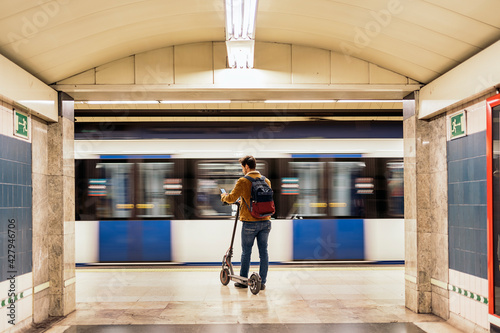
420, 40, 500, 119
331, 52, 369, 84
254, 42, 291, 84
96, 56, 135, 84
213, 42, 227, 71
292, 45, 330, 84
0, 54, 58, 122
57, 69, 96, 85
135, 47, 174, 84
174, 42, 213, 84
369, 64, 408, 84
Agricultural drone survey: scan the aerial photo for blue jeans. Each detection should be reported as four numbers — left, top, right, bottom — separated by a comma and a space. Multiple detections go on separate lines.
240, 220, 271, 285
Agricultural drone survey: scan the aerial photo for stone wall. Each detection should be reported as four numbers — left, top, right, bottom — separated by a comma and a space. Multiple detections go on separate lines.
405, 92, 493, 332
0, 101, 34, 332
0, 93, 75, 333
404, 97, 448, 315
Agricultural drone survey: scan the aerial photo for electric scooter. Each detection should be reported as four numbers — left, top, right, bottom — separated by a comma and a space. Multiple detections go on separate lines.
219, 193, 262, 295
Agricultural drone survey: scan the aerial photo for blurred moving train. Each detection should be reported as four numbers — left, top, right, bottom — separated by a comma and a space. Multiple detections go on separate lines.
74, 120, 404, 265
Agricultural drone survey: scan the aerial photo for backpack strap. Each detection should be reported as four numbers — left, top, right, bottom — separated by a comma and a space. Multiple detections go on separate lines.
241, 175, 254, 211
244, 175, 265, 182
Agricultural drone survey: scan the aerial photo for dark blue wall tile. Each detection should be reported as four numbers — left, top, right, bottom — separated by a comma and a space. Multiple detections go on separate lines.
0, 233, 5, 259
5, 185, 11, 207
449, 247, 455, 268
467, 206, 477, 228
480, 254, 487, 279
0, 159, 4, 183
0, 257, 4, 282
0, 210, 5, 234
26, 251, 32, 274
472, 182, 482, 205
451, 227, 458, 249
26, 228, 32, 254
0, 134, 33, 282
448, 161, 460, 182
3, 160, 10, 183
475, 230, 482, 254
14, 186, 22, 208
479, 206, 487, 227
480, 229, 487, 254
475, 254, 482, 278
449, 206, 457, 226
461, 161, 468, 183
448, 184, 454, 205
16, 251, 23, 275
466, 158, 474, 180
449, 183, 462, 205
475, 157, 486, 181
458, 250, 465, 272
479, 180, 487, 205
447, 130, 488, 279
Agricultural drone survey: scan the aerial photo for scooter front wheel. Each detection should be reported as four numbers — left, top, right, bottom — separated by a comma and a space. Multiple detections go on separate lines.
248, 273, 261, 295
220, 268, 230, 286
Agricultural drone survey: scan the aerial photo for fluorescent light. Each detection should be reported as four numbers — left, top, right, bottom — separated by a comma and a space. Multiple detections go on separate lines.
18, 100, 55, 104
264, 100, 337, 103
83, 101, 159, 105
337, 100, 402, 103
226, 40, 255, 69
225, 0, 258, 40
160, 100, 231, 104
76, 100, 231, 105
225, 0, 258, 69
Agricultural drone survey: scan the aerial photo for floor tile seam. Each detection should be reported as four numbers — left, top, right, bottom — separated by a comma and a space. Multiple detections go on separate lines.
54, 322, 430, 329
75, 266, 405, 273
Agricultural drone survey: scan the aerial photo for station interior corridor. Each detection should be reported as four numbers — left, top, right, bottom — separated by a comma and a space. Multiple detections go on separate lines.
3, 1, 500, 333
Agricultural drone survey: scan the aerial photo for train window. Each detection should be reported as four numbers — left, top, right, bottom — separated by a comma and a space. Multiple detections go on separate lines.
137, 163, 176, 218
329, 162, 367, 217
289, 162, 326, 217
94, 163, 134, 218
196, 161, 266, 217
386, 161, 404, 217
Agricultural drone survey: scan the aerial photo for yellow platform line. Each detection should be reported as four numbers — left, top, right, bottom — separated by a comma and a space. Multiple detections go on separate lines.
77, 266, 403, 273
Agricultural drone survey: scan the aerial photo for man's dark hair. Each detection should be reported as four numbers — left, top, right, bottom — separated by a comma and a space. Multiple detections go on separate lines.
239, 155, 256, 169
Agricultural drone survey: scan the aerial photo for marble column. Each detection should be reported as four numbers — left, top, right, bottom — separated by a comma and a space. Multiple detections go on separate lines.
404, 93, 449, 316
32, 117, 50, 323
47, 92, 76, 317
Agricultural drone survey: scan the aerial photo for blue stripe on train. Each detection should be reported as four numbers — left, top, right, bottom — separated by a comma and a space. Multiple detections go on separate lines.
292, 219, 364, 260
99, 220, 171, 262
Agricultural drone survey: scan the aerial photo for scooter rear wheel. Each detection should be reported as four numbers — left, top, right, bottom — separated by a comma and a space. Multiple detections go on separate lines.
220, 268, 230, 286
248, 273, 261, 295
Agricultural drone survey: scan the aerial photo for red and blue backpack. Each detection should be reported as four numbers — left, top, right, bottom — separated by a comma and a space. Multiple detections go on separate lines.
243, 176, 275, 219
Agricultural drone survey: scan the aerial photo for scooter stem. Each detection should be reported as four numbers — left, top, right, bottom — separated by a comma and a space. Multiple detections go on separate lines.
229, 201, 240, 251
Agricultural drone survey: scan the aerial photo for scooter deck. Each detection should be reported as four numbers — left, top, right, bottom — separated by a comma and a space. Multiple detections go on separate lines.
229, 274, 249, 284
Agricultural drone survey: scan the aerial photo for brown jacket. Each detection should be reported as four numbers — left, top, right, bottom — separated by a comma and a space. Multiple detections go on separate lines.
221, 170, 272, 221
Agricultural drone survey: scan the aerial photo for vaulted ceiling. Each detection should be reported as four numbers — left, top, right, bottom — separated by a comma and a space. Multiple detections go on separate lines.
1, 0, 499, 85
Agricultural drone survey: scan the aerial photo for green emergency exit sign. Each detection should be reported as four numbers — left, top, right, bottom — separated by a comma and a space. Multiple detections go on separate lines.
449, 111, 466, 140
14, 110, 29, 139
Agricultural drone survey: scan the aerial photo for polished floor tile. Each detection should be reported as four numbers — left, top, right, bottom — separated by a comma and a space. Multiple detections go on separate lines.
41, 266, 465, 333
60, 323, 427, 333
